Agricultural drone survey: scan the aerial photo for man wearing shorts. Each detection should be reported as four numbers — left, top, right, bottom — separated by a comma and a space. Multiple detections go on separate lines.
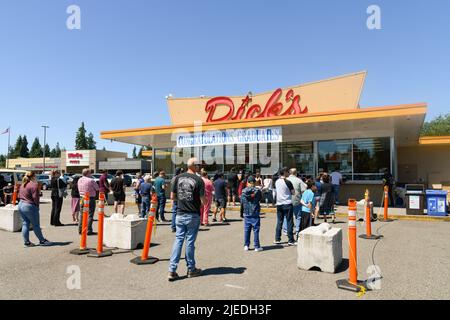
213, 172, 228, 223
227, 169, 239, 206
110, 170, 126, 214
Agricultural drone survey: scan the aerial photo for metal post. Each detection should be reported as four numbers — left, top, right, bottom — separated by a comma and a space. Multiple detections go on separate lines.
42, 125, 49, 173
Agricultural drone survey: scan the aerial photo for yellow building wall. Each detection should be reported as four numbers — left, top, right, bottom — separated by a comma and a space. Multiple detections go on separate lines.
397, 144, 450, 187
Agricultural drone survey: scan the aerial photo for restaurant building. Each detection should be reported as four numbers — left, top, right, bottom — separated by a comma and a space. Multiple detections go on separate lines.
100, 71, 450, 204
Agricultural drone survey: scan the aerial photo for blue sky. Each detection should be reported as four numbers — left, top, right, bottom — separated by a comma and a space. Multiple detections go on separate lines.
1, 0, 449, 156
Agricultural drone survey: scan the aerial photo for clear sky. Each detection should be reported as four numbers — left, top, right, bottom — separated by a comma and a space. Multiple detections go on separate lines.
1, 0, 449, 157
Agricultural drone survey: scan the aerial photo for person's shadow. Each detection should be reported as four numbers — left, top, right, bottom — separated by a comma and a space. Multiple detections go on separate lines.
173, 267, 247, 281
43, 241, 72, 247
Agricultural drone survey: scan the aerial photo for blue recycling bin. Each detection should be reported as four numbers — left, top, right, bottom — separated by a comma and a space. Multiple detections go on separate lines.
425, 190, 448, 216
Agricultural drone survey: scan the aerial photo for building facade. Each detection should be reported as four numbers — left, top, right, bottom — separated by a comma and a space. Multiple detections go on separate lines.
100, 71, 450, 204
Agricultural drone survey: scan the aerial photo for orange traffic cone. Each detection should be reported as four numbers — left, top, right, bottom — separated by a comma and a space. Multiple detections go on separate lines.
336, 199, 368, 293
379, 186, 394, 222
88, 192, 113, 258
359, 190, 381, 240
11, 183, 19, 205
70, 193, 92, 255
130, 193, 159, 265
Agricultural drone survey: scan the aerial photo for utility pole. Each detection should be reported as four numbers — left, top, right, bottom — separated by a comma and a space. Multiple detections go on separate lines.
42, 125, 49, 173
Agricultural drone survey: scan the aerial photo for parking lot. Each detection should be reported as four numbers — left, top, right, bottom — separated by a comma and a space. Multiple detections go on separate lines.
1, 192, 450, 300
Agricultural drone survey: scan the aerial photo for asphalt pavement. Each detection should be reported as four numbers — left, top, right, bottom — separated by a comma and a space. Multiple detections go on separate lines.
1, 192, 450, 300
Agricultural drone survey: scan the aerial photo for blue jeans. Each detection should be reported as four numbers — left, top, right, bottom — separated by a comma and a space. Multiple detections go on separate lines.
18, 201, 45, 244
276, 204, 294, 243
169, 213, 200, 273
140, 196, 150, 218
156, 195, 166, 220
283, 204, 302, 234
171, 201, 178, 231
333, 185, 340, 204
244, 216, 261, 248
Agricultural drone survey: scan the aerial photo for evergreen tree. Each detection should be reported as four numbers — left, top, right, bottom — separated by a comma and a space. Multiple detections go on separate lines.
75, 122, 88, 150
43, 144, 51, 157
86, 132, 96, 150
420, 113, 450, 136
12, 135, 23, 158
30, 137, 43, 158
0, 155, 6, 168
50, 142, 62, 158
137, 146, 144, 159
20, 135, 29, 157
132, 146, 137, 159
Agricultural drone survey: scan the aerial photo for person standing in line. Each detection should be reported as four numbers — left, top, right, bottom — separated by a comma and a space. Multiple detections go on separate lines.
50, 170, 67, 227
98, 169, 110, 205
285, 168, 306, 239
254, 170, 262, 189
238, 172, 250, 218
170, 167, 183, 232
139, 175, 153, 219
330, 167, 343, 205
134, 172, 144, 213
262, 175, 274, 207
70, 175, 80, 222
313, 173, 324, 224
0, 175, 7, 206
318, 174, 336, 223
274, 168, 296, 246
200, 170, 214, 226
168, 157, 206, 281
382, 169, 395, 207
77, 169, 99, 235
18, 172, 51, 247
110, 170, 126, 215
300, 180, 316, 232
227, 168, 239, 206
212, 172, 228, 223
242, 175, 263, 252
154, 170, 168, 222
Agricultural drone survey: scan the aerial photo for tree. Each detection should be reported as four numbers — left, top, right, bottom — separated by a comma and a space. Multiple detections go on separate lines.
0, 155, 6, 168
50, 142, 62, 158
29, 137, 43, 158
86, 132, 96, 150
420, 113, 450, 136
12, 135, 23, 158
75, 122, 88, 150
132, 146, 137, 159
20, 135, 29, 157
43, 144, 51, 157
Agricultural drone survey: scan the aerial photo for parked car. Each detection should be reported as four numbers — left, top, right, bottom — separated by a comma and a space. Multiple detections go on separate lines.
0, 169, 27, 186
36, 174, 52, 190
123, 174, 132, 187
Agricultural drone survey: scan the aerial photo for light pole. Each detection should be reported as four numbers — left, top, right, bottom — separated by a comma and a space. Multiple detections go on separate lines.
42, 125, 49, 173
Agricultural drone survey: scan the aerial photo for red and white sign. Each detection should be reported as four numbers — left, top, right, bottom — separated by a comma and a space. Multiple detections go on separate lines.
205, 88, 308, 123
66, 150, 90, 166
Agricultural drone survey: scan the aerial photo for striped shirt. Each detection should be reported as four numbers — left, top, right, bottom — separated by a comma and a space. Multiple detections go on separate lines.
78, 176, 99, 198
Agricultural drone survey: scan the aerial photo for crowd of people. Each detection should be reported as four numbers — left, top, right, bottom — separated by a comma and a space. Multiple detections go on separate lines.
13, 159, 345, 281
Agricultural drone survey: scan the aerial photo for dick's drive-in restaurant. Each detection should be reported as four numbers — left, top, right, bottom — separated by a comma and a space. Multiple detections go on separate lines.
101, 71, 450, 204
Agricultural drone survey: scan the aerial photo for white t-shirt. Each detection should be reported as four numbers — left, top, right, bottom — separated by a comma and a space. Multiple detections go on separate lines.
275, 178, 293, 205
331, 171, 343, 185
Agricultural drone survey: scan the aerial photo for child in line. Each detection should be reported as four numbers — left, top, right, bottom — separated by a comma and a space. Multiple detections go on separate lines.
300, 180, 316, 232
241, 176, 263, 252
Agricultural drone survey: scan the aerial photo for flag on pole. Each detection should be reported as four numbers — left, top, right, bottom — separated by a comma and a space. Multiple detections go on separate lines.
1, 127, 9, 135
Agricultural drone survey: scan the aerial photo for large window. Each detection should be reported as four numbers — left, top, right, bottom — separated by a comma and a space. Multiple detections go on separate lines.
281, 142, 314, 177
154, 148, 174, 178
318, 140, 352, 180
353, 138, 390, 180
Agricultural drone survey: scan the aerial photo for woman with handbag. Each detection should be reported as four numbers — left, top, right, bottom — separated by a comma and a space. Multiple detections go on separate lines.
50, 170, 67, 226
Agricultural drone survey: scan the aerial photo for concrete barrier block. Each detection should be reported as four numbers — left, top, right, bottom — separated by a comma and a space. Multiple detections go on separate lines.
297, 223, 342, 273
103, 214, 147, 250
0, 205, 22, 232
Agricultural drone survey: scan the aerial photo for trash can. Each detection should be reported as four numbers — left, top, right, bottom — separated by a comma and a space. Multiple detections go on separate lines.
405, 184, 425, 215
425, 190, 448, 216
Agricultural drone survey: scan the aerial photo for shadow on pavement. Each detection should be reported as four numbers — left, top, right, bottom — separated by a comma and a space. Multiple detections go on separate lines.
335, 258, 349, 274
201, 267, 247, 276
45, 241, 73, 247
261, 245, 284, 251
